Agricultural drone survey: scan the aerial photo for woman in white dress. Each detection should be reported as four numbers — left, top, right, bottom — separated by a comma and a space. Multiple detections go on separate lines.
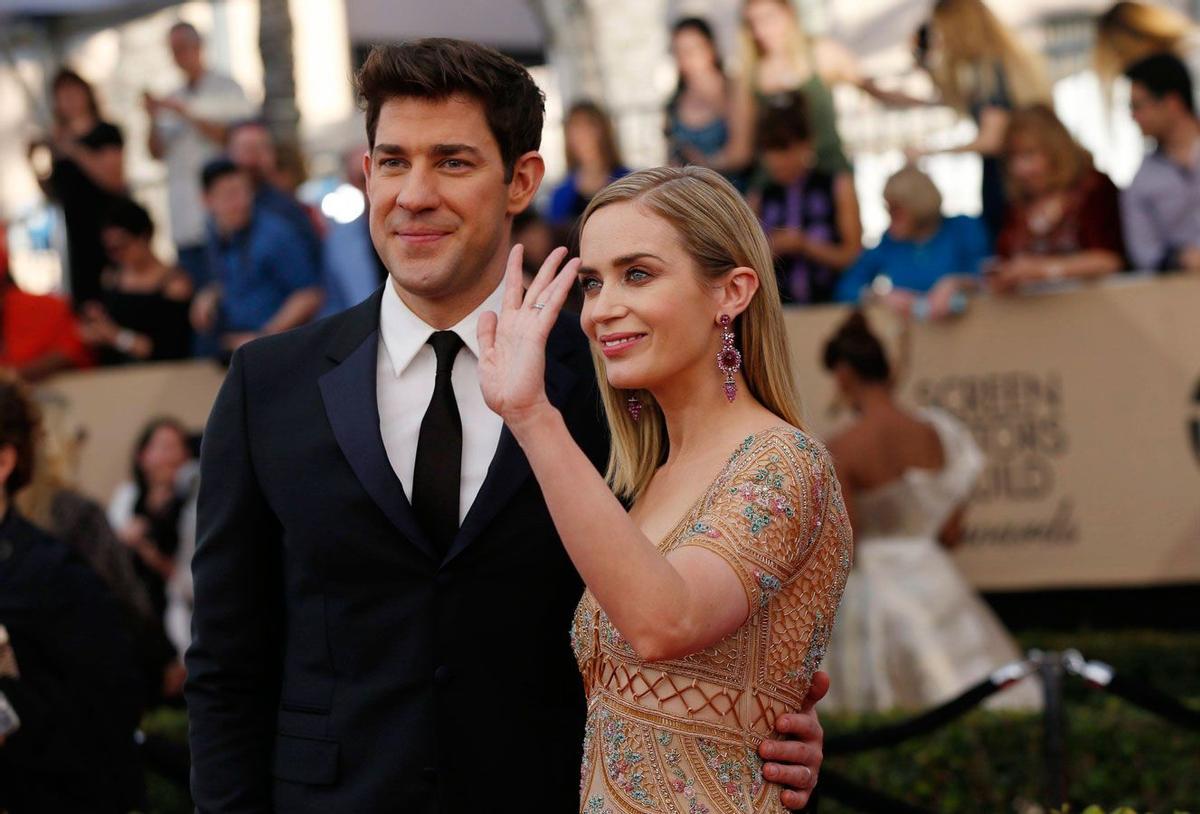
818, 312, 1039, 712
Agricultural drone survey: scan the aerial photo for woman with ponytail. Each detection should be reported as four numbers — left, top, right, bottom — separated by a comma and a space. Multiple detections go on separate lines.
818, 312, 1039, 712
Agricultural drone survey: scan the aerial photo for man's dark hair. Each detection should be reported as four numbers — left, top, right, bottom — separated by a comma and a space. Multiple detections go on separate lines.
226, 117, 272, 142
101, 197, 155, 240
201, 156, 244, 191
355, 39, 545, 181
757, 92, 812, 152
1126, 52, 1195, 115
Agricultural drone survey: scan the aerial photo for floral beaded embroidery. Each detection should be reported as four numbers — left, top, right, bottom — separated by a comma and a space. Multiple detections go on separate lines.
598, 708, 656, 808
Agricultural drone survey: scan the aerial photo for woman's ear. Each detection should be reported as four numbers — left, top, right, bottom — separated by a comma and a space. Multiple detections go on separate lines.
714, 265, 760, 319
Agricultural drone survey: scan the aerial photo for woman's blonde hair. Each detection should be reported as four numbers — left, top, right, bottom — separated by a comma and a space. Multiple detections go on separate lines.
1094, 1, 1195, 87
1003, 104, 1094, 199
739, 0, 814, 91
578, 166, 805, 500
883, 165, 944, 229
930, 0, 1051, 112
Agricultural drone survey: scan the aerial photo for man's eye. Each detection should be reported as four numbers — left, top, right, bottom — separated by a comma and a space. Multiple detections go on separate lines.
443, 159, 470, 169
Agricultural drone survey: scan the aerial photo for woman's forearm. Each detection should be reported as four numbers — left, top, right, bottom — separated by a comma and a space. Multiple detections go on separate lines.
507, 405, 712, 660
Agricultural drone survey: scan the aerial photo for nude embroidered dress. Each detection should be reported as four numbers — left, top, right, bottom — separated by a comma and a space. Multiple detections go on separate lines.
571, 428, 853, 814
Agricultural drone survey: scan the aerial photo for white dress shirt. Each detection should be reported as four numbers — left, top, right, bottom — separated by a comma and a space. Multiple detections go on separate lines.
376, 279, 505, 524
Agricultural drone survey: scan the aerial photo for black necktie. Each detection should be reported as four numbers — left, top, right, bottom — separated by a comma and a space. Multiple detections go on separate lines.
413, 331, 464, 555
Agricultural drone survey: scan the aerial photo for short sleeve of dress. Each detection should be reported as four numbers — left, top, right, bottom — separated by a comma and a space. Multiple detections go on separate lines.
676, 428, 840, 613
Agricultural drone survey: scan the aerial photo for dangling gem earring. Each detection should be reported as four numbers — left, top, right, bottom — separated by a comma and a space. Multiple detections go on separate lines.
717, 315, 741, 403
626, 392, 643, 422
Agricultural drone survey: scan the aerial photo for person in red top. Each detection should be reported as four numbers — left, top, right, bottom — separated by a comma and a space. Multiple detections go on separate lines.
0, 222, 93, 381
990, 104, 1127, 293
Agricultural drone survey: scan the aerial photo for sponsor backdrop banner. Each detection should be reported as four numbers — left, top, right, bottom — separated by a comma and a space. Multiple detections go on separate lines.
783, 276, 1200, 590
39, 278, 1200, 591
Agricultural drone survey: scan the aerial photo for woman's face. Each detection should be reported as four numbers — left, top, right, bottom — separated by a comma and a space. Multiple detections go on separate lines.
566, 113, 606, 168
1007, 133, 1053, 197
744, 0, 794, 56
54, 81, 91, 120
101, 226, 148, 268
578, 202, 724, 392
672, 27, 718, 78
138, 425, 191, 485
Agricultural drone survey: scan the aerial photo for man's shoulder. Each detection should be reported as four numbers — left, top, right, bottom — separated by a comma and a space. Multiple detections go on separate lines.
239, 291, 381, 368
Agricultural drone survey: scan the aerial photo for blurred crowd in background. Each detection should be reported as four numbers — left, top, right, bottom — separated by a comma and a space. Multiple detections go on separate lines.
0, 0, 1198, 810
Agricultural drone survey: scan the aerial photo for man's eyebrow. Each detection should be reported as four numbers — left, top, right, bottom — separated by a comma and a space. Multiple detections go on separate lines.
372, 143, 405, 157
578, 252, 665, 275
430, 143, 484, 159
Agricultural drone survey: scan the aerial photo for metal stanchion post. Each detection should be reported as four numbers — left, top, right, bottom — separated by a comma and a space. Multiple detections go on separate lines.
1033, 649, 1069, 808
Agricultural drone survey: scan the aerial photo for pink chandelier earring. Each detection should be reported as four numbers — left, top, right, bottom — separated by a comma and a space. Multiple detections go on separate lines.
626, 392, 643, 422
717, 315, 741, 403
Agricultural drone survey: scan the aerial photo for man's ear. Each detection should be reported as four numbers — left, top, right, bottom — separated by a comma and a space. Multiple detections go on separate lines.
507, 150, 546, 215
361, 149, 373, 197
714, 266, 761, 319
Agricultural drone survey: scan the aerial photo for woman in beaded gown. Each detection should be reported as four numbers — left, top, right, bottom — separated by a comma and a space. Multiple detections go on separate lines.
817, 313, 1040, 712
477, 166, 852, 813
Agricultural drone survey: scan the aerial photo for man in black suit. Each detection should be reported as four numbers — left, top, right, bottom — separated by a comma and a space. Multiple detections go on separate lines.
186, 38, 827, 813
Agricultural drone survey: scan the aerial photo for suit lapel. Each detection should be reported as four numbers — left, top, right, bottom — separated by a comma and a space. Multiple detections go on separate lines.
445, 320, 581, 565
318, 291, 439, 561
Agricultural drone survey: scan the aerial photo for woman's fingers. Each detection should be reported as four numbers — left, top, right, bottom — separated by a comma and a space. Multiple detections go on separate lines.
543, 257, 581, 314
502, 244, 525, 311
525, 246, 569, 308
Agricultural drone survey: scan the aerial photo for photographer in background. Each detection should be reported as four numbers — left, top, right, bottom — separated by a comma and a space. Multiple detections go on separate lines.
0, 370, 144, 813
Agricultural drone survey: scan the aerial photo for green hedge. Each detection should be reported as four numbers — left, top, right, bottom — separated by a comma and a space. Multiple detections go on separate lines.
821, 697, 1198, 814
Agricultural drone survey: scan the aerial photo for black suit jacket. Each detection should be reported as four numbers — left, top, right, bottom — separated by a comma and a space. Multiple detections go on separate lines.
186, 289, 609, 812
0, 510, 144, 813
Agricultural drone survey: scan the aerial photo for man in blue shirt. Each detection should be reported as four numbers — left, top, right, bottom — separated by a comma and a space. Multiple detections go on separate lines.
1122, 53, 1200, 273
191, 158, 323, 356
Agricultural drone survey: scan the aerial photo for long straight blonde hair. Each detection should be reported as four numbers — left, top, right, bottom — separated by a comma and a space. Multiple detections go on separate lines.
578, 166, 805, 501
930, 0, 1051, 112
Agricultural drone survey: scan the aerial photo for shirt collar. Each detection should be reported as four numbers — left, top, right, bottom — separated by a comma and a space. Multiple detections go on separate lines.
378, 276, 504, 378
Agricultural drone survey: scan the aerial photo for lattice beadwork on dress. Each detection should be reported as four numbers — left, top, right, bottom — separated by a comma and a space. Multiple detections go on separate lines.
572, 427, 853, 813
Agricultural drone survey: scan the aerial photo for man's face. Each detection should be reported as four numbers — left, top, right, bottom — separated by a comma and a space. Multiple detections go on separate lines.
364, 95, 524, 309
169, 29, 203, 76
228, 125, 277, 182
205, 171, 255, 234
1129, 82, 1171, 140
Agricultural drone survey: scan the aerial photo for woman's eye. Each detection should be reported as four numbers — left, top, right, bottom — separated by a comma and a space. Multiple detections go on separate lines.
626, 267, 650, 282
579, 277, 601, 294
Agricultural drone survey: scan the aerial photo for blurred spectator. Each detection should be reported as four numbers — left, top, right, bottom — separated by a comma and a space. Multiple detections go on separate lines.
991, 105, 1126, 293
14, 398, 179, 706
1121, 53, 1200, 273
0, 222, 93, 381
321, 145, 385, 316
818, 314, 1039, 713
665, 17, 754, 187
755, 98, 862, 304
78, 198, 193, 364
31, 69, 127, 305
896, 0, 1051, 239
274, 140, 329, 241
741, 0, 858, 176
226, 119, 322, 255
191, 159, 323, 355
547, 101, 630, 228
1094, 2, 1199, 105
836, 165, 990, 316
108, 417, 198, 664
0, 370, 144, 813
145, 21, 252, 288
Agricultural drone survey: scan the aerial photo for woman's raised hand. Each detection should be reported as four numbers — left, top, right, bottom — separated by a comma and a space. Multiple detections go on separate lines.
477, 244, 579, 425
